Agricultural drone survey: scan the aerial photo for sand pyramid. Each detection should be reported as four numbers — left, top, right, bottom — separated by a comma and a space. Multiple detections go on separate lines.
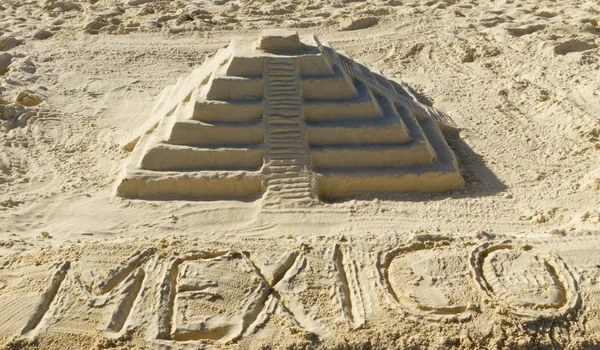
116, 30, 464, 203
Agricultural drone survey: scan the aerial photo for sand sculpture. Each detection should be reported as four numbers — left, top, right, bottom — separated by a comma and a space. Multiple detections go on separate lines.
116, 30, 464, 202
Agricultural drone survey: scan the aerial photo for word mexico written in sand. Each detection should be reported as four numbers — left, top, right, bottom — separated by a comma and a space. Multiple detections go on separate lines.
116, 30, 464, 203
0, 233, 586, 346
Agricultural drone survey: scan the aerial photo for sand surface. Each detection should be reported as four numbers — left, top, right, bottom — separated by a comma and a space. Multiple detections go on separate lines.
1, 0, 600, 348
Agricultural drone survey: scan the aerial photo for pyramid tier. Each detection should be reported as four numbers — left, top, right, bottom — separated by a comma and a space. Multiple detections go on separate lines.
314, 117, 464, 199
303, 82, 382, 121
116, 170, 263, 199
222, 39, 334, 78
311, 142, 434, 169
297, 54, 335, 76
166, 120, 264, 146
300, 67, 358, 100
139, 144, 264, 171
305, 95, 411, 145
205, 76, 264, 101
306, 123, 409, 146
224, 56, 265, 77
315, 166, 464, 199
193, 100, 263, 122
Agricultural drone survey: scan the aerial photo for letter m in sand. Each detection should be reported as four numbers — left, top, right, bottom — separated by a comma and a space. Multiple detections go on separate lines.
20, 249, 155, 339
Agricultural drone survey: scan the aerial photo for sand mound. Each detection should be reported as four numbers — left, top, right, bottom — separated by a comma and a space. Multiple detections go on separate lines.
116, 31, 463, 204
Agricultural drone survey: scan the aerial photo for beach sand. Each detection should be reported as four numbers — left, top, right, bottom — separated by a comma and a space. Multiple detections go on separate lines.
1, 0, 600, 348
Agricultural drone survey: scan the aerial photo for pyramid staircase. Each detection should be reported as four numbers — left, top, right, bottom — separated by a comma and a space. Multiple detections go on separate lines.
115, 30, 464, 205
261, 57, 315, 206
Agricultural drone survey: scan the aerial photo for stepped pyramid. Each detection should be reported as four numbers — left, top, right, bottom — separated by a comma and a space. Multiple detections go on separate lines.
116, 30, 464, 203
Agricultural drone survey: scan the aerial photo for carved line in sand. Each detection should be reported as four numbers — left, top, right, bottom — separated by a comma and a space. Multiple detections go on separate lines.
470, 241, 580, 320
156, 250, 318, 344
377, 238, 477, 322
333, 244, 365, 329
20, 262, 70, 338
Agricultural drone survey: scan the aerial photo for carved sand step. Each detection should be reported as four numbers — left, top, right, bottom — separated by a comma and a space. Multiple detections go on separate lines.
269, 183, 312, 190
268, 178, 311, 186
267, 166, 305, 173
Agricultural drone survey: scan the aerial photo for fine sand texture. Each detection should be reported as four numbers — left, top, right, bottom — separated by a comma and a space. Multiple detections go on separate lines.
1, 0, 600, 349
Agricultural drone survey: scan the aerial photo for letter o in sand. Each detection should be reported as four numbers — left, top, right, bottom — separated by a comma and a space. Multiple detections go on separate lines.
470, 241, 580, 320
378, 237, 478, 322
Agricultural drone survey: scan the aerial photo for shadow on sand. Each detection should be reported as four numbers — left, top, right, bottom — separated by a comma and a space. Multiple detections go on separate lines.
326, 131, 507, 204
325, 81, 507, 204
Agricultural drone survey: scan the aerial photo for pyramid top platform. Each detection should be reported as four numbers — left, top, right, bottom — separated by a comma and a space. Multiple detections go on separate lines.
257, 30, 304, 54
